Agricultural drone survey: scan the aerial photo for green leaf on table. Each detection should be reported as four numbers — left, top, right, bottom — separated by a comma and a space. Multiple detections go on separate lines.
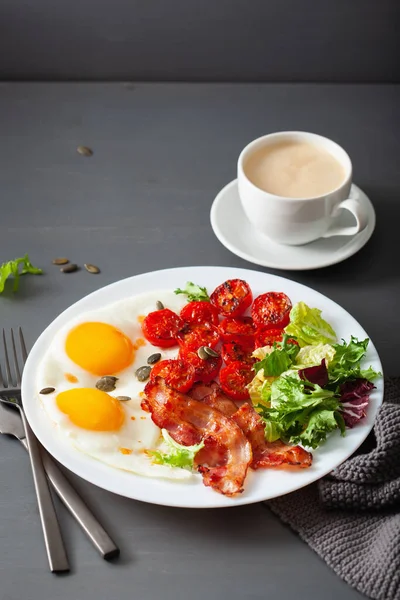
0, 254, 43, 294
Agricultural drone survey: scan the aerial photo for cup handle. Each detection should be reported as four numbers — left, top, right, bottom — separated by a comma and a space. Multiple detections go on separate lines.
322, 191, 368, 238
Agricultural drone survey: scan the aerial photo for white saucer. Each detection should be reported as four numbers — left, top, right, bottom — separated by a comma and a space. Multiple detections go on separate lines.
210, 180, 375, 271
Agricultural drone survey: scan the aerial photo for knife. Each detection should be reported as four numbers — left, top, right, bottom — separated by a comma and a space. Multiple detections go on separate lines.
0, 401, 119, 560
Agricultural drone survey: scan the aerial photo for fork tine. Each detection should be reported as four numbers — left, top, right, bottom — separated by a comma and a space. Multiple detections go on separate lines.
19, 327, 28, 364
0, 363, 4, 388
2, 329, 13, 387
11, 329, 21, 386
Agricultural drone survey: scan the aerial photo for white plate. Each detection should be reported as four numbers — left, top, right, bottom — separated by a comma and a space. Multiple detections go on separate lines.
210, 180, 376, 270
22, 266, 383, 508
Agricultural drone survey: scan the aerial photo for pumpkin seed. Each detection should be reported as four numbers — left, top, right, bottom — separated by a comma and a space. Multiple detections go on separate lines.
204, 346, 220, 358
39, 387, 55, 395
197, 346, 209, 361
116, 396, 131, 402
77, 145, 93, 157
156, 300, 164, 310
52, 258, 69, 265
84, 263, 100, 274
147, 352, 162, 365
135, 365, 151, 382
61, 263, 78, 273
96, 376, 118, 392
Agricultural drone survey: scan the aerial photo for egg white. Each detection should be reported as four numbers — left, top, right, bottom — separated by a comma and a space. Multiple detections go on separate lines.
36, 290, 195, 481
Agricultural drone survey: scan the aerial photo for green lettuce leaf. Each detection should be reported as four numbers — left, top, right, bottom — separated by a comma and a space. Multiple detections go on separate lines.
148, 429, 204, 470
259, 376, 341, 448
295, 343, 336, 367
293, 408, 344, 449
254, 335, 300, 377
285, 302, 337, 347
328, 336, 381, 386
174, 281, 210, 302
0, 254, 43, 293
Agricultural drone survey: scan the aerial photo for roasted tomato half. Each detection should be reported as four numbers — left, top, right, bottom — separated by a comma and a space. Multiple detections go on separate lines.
251, 292, 292, 329
150, 359, 196, 393
180, 301, 219, 326
210, 279, 253, 317
219, 316, 256, 346
219, 361, 253, 401
142, 308, 184, 348
179, 346, 222, 383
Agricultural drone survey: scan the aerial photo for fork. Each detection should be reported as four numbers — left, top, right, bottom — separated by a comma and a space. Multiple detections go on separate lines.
1, 328, 121, 566
0, 328, 69, 572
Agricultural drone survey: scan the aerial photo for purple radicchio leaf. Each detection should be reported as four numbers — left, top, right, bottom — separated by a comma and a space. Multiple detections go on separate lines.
339, 378, 375, 428
299, 359, 329, 388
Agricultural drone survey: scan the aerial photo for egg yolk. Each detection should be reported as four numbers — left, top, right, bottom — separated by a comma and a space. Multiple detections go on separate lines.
56, 388, 125, 431
65, 322, 134, 375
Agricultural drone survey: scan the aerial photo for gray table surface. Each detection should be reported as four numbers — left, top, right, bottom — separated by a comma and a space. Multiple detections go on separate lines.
0, 82, 399, 600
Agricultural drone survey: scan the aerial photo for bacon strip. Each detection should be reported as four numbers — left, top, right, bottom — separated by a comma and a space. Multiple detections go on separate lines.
188, 382, 238, 417
232, 403, 312, 469
144, 377, 252, 496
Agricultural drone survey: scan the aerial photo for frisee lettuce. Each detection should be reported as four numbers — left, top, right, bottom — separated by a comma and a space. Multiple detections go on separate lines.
285, 302, 337, 347
174, 281, 210, 302
148, 429, 204, 470
0, 254, 43, 294
328, 337, 381, 387
258, 376, 343, 449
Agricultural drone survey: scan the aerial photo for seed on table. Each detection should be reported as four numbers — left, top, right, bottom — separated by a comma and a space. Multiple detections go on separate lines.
135, 365, 151, 382
84, 263, 100, 274
96, 376, 118, 392
116, 396, 131, 402
204, 346, 219, 358
156, 300, 164, 310
147, 352, 162, 365
77, 145, 93, 157
60, 263, 78, 273
52, 258, 69, 265
197, 346, 209, 361
39, 387, 55, 395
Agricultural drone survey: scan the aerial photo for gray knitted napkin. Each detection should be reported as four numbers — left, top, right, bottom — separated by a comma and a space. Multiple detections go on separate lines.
266, 377, 400, 600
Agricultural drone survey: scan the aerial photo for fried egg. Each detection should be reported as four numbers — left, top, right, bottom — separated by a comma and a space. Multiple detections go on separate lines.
36, 290, 194, 480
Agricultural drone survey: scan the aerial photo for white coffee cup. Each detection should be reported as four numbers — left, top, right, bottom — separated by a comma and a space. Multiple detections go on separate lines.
237, 131, 368, 246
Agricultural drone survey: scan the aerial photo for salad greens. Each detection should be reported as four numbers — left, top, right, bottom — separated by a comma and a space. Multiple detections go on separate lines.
0, 254, 42, 294
254, 335, 300, 377
251, 302, 381, 450
148, 429, 204, 470
174, 281, 210, 302
258, 377, 345, 449
284, 302, 337, 347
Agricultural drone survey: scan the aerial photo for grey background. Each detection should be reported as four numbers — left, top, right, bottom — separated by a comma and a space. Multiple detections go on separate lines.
1, 0, 399, 82
0, 82, 399, 600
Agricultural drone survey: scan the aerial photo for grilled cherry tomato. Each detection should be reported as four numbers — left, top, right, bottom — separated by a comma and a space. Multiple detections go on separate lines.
150, 359, 196, 393
210, 279, 253, 317
255, 328, 298, 349
251, 292, 292, 329
142, 308, 184, 348
218, 316, 256, 345
221, 342, 255, 365
179, 347, 222, 383
219, 361, 253, 401
177, 322, 220, 351
180, 301, 219, 326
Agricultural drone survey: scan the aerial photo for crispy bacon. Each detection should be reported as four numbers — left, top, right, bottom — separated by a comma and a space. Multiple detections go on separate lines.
232, 403, 312, 469
144, 377, 252, 495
